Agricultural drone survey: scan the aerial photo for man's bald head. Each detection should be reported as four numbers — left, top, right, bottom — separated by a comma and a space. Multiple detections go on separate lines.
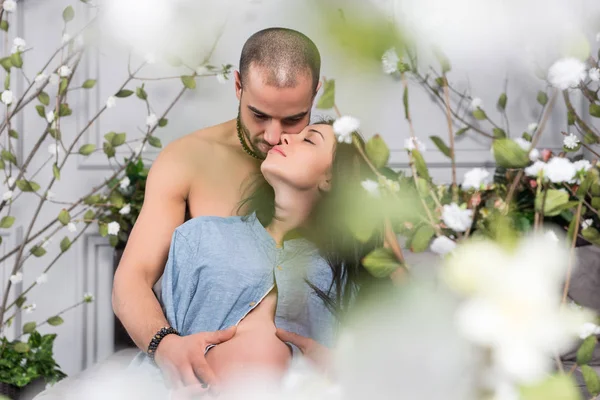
239, 28, 321, 93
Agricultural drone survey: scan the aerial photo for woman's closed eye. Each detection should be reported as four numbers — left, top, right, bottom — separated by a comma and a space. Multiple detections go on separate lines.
304, 138, 315, 145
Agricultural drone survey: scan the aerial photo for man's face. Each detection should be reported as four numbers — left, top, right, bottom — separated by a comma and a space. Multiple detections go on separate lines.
235, 66, 318, 159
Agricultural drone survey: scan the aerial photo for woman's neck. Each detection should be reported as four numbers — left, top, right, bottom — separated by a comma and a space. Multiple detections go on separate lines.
265, 185, 317, 246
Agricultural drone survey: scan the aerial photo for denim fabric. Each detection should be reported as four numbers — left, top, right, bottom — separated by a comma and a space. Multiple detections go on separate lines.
131, 213, 338, 370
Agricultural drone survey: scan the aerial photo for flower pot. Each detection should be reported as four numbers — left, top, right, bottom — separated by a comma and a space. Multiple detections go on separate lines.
0, 382, 20, 399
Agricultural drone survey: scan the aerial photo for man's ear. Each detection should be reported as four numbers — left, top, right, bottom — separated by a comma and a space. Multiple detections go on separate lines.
234, 71, 243, 100
314, 79, 322, 97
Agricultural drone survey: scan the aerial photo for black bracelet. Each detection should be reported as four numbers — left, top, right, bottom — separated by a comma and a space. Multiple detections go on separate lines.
147, 326, 179, 362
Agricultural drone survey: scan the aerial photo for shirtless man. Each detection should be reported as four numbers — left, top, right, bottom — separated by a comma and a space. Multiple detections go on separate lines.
112, 28, 326, 390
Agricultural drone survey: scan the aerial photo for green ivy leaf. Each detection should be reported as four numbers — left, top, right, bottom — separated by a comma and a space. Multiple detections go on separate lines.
429, 136, 451, 158
78, 144, 96, 155
0, 20, 9, 32
136, 86, 148, 99
59, 78, 68, 95
362, 247, 402, 278
492, 139, 530, 168
148, 136, 162, 148
83, 209, 95, 222
577, 335, 598, 365
316, 79, 335, 109
35, 104, 45, 118
493, 128, 507, 138
365, 134, 390, 168
8, 129, 17, 139
472, 109, 487, 120
0, 57, 12, 73
410, 224, 435, 253
16, 180, 40, 192
62, 6, 74, 22
60, 236, 71, 252
537, 91, 548, 106
82, 79, 96, 89
590, 104, 600, 118
10, 52, 22, 69
98, 223, 108, 237
582, 365, 600, 396
38, 91, 50, 106
497, 93, 507, 110
13, 342, 30, 353
58, 209, 71, 225
30, 246, 46, 257
22, 322, 36, 334
535, 189, 570, 217
115, 89, 133, 98
52, 163, 60, 180
1, 149, 16, 165
109, 191, 125, 208
47, 316, 64, 326
158, 118, 168, 127
103, 142, 115, 158
0, 216, 15, 228
411, 149, 430, 181
84, 194, 102, 205
181, 76, 196, 89
59, 103, 72, 117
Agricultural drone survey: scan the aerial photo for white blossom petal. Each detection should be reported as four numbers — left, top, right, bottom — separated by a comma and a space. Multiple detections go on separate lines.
107, 221, 120, 235
548, 58, 587, 90
1, 90, 13, 105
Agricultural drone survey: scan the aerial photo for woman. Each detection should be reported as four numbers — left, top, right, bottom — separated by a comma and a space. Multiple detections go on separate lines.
138, 118, 382, 388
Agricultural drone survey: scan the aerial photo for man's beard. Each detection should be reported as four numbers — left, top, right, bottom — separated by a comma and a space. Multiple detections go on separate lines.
237, 109, 270, 159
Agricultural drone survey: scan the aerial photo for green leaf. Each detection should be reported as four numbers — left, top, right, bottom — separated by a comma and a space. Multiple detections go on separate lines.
362, 247, 402, 278
110, 133, 126, 147
109, 191, 125, 208
582, 227, 600, 246
115, 89, 133, 98
10, 52, 22, 69
30, 246, 46, 257
136, 86, 148, 99
148, 136, 162, 148
564, 142, 581, 152
492, 139, 530, 168
1, 150, 16, 165
38, 91, 50, 106
0, 20, 9, 32
435, 77, 445, 87
98, 223, 108, 237
535, 189, 570, 217
62, 6, 74, 22
8, 129, 17, 139
411, 149, 430, 181
410, 224, 435, 253
581, 365, 600, 396
365, 134, 390, 168
84, 209, 95, 222
78, 144, 96, 155
13, 342, 29, 353
592, 197, 600, 210
84, 194, 102, 205
0, 216, 15, 228
16, 180, 40, 192
577, 335, 598, 365
578, 168, 599, 197
52, 163, 60, 180
15, 296, 26, 308
35, 104, 45, 118
403, 85, 409, 120
109, 235, 119, 247
455, 127, 469, 137
158, 118, 168, 127
537, 91, 548, 106
520, 374, 579, 400
103, 142, 115, 158
497, 93, 507, 110
316, 79, 335, 109
47, 316, 64, 326
568, 110, 576, 125
585, 132, 600, 145
82, 79, 96, 89
472, 109, 487, 120
59, 78, 68, 95
23, 322, 36, 334
429, 136, 451, 158
58, 209, 71, 225
4, 73, 9, 90
0, 57, 12, 72
60, 236, 71, 252
590, 103, 600, 118
180, 76, 196, 90
493, 128, 507, 138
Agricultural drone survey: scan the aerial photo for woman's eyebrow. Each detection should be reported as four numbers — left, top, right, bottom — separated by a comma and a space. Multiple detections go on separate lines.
308, 128, 325, 141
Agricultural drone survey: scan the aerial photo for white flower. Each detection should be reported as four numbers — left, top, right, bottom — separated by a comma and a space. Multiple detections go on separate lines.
404, 137, 427, 152
107, 221, 120, 235
361, 180, 380, 197
513, 138, 531, 152
381, 48, 400, 75
106, 96, 116, 109
469, 97, 483, 111
525, 160, 546, 178
3, 0, 16, 13
9, 272, 22, 284
67, 222, 77, 232
36, 273, 48, 285
442, 203, 473, 233
146, 113, 158, 128
1, 90, 13, 105
119, 177, 130, 190
574, 160, 592, 173
333, 116, 359, 144
47, 143, 60, 156
61, 33, 71, 44
590, 68, 600, 82
46, 110, 55, 124
119, 204, 131, 215
527, 123, 538, 133
46, 190, 55, 200
582, 219, 594, 230
7, 177, 14, 187
24, 304, 36, 314
2, 190, 13, 201
430, 236, 456, 256
545, 157, 576, 183
528, 148, 540, 162
462, 168, 490, 190
216, 73, 228, 84
195, 65, 210, 75
579, 322, 600, 340
563, 133, 580, 149
34, 72, 48, 85
83, 293, 94, 303
49, 73, 59, 85
144, 53, 156, 64
548, 58, 587, 90
58, 65, 72, 77
11, 37, 26, 54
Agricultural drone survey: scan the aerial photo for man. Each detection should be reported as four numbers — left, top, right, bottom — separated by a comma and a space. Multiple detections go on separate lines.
112, 27, 327, 390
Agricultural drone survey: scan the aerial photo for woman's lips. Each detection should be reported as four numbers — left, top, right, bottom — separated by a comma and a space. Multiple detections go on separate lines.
270, 147, 286, 157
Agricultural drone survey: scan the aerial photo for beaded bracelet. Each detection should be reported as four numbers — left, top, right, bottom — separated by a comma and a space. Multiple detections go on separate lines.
147, 326, 179, 363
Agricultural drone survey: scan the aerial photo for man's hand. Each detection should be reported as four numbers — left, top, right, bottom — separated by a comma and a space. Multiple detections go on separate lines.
155, 326, 237, 390
275, 329, 332, 374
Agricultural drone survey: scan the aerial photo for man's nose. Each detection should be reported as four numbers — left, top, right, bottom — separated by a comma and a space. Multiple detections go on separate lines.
263, 121, 283, 146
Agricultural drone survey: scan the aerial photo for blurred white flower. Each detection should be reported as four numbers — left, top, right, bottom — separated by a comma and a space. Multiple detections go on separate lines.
361, 180, 380, 197
36, 273, 48, 285
469, 97, 483, 111
442, 203, 473, 233
525, 160, 545, 178
430, 236, 456, 256
24, 304, 36, 314
34, 72, 48, 85
146, 113, 158, 128
513, 138, 531, 152
144, 52, 156, 64
590, 68, 600, 82
119, 177, 130, 190
46, 190, 55, 200
2, 190, 13, 201
11, 37, 26, 53
404, 136, 427, 152
527, 123, 538, 133
107, 221, 120, 235
462, 168, 490, 190
9, 272, 22, 284
62, 33, 71, 44
579, 322, 600, 339
563, 133, 580, 149
573, 159, 592, 173
333, 116, 359, 144
382, 48, 400, 74
119, 204, 131, 215
46, 110, 55, 124
67, 222, 77, 232
547, 58, 586, 90
3, 0, 16, 13
1, 90, 13, 105
582, 219, 593, 230
106, 96, 116, 109
58, 65, 72, 77
49, 73, 59, 85
83, 292, 94, 303
47, 143, 60, 156
216, 73, 228, 84
544, 157, 576, 183
528, 148, 540, 162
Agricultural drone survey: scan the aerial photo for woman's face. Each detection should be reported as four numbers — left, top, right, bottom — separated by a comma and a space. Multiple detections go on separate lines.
261, 123, 336, 193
